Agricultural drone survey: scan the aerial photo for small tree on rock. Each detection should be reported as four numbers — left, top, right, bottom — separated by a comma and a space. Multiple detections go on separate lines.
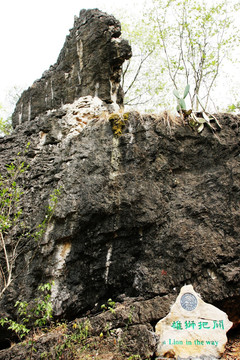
0, 147, 60, 298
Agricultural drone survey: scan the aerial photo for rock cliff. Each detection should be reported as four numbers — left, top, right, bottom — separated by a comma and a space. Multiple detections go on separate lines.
1, 107, 240, 313
0, 106, 239, 356
0, 8, 240, 358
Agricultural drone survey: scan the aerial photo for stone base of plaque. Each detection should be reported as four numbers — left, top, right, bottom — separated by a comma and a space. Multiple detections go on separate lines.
155, 285, 232, 359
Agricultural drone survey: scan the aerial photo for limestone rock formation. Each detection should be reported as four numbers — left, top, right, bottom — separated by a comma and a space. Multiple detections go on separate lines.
0, 110, 239, 322
0, 7, 240, 358
12, 9, 132, 128
1, 104, 240, 356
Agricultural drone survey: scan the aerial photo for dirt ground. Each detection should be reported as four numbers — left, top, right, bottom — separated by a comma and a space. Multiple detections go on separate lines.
61, 327, 240, 360
77, 328, 240, 360
222, 328, 240, 360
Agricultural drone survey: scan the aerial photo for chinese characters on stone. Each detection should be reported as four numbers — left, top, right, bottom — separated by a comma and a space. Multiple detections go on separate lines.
171, 320, 224, 331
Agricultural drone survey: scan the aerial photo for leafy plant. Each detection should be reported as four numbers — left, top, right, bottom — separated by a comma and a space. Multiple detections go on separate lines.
0, 281, 54, 339
172, 83, 222, 133
0, 104, 12, 136
187, 96, 222, 133
0, 317, 30, 339
0, 146, 61, 298
54, 320, 90, 359
101, 298, 116, 314
227, 101, 240, 113
173, 84, 190, 112
0, 116, 12, 136
126, 305, 135, 330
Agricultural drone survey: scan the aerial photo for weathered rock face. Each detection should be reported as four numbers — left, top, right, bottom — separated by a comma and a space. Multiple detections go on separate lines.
12, 9, 132, 128
0, 109, 239, 327
0, 7, 240, 357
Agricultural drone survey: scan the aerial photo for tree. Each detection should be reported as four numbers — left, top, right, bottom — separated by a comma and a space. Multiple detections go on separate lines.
120, 17, 162, 110
120, 0, 240, 112
0, 86, 24, 136
0, 148, 60, 298
0, 105, 12, 135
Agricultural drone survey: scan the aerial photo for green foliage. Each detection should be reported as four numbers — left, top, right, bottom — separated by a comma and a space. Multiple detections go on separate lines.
101, 298, 116, 314
0, 152, 28, 233
0, 104, 12, 136
126, 305, 135, 330
0, 147, 61, 298
0, 317, 30, 339
173, 84, 222, 133
0, 116, 12, 135
119, 0, 240, 112
0, 86, 23, 136
31, 187, 61, 242
188, 111, 214, 133
54, 321, 90, 359
109, 113, 129, 137
119, 10, 162, 110
173, 84, 190, 111
149, 0, 240, 110
227, 101, 240, 113
0, 281, 54, 339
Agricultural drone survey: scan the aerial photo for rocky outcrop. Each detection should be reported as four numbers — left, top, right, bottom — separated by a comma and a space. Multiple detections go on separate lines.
0, 295, 174, 359
0, 7, 240, 358
12, 9, 132, 128
0, 108, 239, 326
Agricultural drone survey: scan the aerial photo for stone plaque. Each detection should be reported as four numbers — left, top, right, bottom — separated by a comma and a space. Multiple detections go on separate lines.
155, 285, 232, 359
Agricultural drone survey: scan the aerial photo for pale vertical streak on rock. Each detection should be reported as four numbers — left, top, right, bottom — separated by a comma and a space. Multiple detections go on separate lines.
105, 244, 113, 284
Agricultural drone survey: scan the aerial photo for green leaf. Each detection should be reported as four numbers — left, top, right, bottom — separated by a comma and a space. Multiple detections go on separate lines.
179, 99, 186, 110
173, 89, 180, 99
183, 84, 190, 99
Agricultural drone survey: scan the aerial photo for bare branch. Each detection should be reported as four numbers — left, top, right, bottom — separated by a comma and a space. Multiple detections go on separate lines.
124, 49, 154, 96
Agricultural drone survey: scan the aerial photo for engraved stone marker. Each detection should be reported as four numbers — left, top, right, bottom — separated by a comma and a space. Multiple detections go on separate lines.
155, 285, 232, 359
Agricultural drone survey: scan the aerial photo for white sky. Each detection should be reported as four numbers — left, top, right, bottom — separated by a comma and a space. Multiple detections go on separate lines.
0, 0, 145, 110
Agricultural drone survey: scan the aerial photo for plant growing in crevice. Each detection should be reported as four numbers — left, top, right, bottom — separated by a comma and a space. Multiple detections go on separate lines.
126, 305, 135, 330
0, 281, 54, 340
109, 113, 129, 137
101, 298, 116, 314
174, 85, 221, 133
